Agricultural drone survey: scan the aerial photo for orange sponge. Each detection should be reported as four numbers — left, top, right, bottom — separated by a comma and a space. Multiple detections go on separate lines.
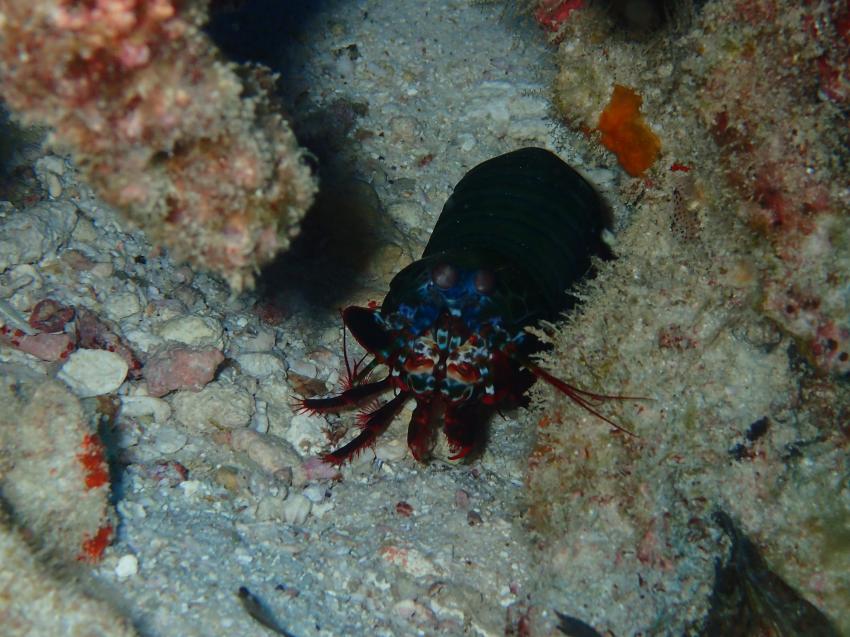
597, 85, 661, 177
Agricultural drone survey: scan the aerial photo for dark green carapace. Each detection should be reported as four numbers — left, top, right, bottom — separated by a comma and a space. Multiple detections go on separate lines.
384, 147, 612, 328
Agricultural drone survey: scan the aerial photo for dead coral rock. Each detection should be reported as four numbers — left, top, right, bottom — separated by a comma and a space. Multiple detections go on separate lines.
0, 331, 75, 362
0, 0, 316, 291
144, 345, 224, 397
0, 371, 116, 564
172, 381, 253, 432
75, 307, 143, 378
230, 428, 308, 486
0, 511, 136, 637
58, 349, 130, 398
0, 201, 78, 273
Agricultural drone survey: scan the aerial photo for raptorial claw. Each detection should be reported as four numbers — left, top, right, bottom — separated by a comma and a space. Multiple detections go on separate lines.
321, 392, 410, 464
293, 377, 393, 416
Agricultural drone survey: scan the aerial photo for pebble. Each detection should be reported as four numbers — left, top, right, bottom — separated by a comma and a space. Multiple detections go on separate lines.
454, 489, 471, 510
236, 352, 285, 378
394, 599, 436, 625
281, 412, 326, 455
379, 545, 438, 578
302, 457, 341, 482
281, 493, 312, 525
369, 242, 406, 279
119, 395, 172, 424
144, 346, 224, 397
456, 132, 477, 152
229, 429, 307, 485
45, 173, 63, 198
152, 426, 189, 455
302, 484, 328, 503
154, 315, 224, 348
180, 480, 203, 498
172, 383, 253, 431
117, 500, 147, 520
115, 554, 139, 578
0, 201, 78, 272
287, 358, 318, 379
213, 466, 246, 493
389, 115, 421, 143
232, 327, 276, 353
57, 349, 129, 397
386, 200, 424, 229
104, 291, 143, 320
375, 436, 409, 462
11, 332, 74, 362
255, 494, 288, 521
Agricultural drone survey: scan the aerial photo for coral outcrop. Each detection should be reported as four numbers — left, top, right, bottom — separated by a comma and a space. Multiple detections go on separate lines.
0, 0, 317, 291
0, 509, 136, 637
541, 0, 849, 376
524, 0, 849, 633
0, 370, 116, 564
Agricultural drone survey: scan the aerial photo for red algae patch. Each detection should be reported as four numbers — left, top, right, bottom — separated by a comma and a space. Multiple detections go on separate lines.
78, 524, 114, 562
78, 434, 110, 490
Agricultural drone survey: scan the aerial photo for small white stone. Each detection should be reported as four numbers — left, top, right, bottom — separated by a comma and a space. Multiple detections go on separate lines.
311, 500, 335, 518
457, 133, 477, 152
155, 315, 224, 348
0, 201, 78, 272
389, 115, 420, 143
233, 327, 276, 353
229, 429, 305, 483
281, 493, 312, 525
40, 155, 66, 176
236, 352, 285, 378
180, 480, 203, 497
45, 173, 63, 199
121, 328, 165, 354
152, 426, 188, 454
117, 500, 147, 520
115, 554, 139, 578
252, 399, 270, 434
287, 358, 318, 379
387, 200, 424, 229
281, 412, 325, 455
302, 484, 328, 503
172, 382, 253, 431
120, 395, 172, 424
375, 436, 409, 462
89, 262, 114, 279
104, 291, 142, 320
58, 349, 129, 397
255, 494, 288, 521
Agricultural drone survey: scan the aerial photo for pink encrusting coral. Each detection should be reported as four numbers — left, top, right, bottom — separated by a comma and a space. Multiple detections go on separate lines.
0, 0, 317, 291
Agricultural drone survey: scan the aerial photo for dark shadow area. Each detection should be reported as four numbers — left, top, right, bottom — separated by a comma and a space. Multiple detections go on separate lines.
206, 0, 334, 72
255, 167, 386, 310
0, 105, 47, 206
207, 0, 394, 313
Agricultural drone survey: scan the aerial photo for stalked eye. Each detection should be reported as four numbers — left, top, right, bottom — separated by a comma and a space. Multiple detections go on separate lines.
474, 269, 495, 294
431, 262, 458, 289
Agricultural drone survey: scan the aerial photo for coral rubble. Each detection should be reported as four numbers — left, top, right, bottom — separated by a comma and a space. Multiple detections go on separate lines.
0, 0, 317, 291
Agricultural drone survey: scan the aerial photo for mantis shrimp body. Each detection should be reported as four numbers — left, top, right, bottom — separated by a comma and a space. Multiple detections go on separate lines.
300, 147, 627, 464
